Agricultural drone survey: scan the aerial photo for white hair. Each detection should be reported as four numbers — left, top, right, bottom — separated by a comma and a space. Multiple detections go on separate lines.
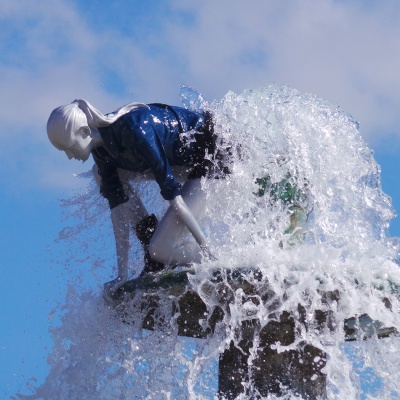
47, 99, 149, 149
72, 99, 149, 128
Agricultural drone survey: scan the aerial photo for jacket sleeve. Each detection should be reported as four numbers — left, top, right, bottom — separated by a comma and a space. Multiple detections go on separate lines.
92, 149, 129, 209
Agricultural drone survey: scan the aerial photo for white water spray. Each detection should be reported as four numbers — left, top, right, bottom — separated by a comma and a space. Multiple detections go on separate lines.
18, 84, 400, 399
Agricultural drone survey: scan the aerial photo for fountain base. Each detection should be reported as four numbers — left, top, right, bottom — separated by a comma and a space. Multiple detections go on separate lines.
111, 268, 396, 399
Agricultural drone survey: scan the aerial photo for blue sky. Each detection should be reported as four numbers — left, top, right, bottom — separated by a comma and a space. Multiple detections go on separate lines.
1, 0, 400, 397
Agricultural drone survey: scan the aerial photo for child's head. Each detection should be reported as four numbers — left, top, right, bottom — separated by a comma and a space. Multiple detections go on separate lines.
47, 103, 92, 161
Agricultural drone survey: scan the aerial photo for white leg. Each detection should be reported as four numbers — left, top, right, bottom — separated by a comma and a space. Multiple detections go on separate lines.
149, 179, 206, 265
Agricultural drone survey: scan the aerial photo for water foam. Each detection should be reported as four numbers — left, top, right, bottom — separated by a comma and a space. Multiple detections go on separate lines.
18, 84, 400, 399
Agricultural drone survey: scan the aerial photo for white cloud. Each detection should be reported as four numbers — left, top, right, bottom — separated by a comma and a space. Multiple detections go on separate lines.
163, 0, 400, 143
0, 1, 95, 128
2, 0, 400, 193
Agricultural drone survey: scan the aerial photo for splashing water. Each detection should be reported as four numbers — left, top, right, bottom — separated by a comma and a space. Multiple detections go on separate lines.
18, 85, 400, 399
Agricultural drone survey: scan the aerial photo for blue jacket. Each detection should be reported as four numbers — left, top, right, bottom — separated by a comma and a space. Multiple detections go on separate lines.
92, 104, 207, 208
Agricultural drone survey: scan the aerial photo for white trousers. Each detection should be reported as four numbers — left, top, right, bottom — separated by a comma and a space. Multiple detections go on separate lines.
149, 178, 206, 265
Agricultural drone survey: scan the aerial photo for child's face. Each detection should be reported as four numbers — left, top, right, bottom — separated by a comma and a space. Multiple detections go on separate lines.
48, 105, 94, 162
62, 125, 93, 162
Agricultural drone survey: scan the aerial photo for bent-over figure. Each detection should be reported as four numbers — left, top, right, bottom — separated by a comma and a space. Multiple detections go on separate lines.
47, 100, 226, 297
